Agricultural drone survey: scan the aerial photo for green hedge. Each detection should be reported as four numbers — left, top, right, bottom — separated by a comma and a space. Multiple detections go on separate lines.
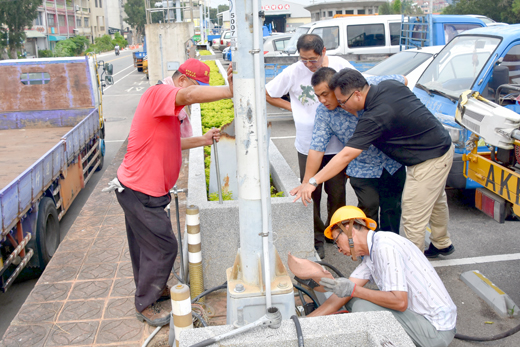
200, 60, 282, 199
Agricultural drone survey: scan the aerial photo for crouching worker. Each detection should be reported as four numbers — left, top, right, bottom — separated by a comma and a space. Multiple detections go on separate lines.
309, 206, 457, 347
104, 59, 233, 327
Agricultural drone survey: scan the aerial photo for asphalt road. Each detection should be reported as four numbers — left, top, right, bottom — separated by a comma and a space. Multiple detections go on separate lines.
2, 50, 520, 346
0, 48, 148, 338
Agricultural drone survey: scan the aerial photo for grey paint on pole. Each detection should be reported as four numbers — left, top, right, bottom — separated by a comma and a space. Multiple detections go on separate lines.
231, 0, 275, 285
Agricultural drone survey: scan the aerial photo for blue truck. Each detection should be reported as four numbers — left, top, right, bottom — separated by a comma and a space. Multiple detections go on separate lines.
412, 24, 520, 221
133, 37, 147, 72
0, 56, 111, 291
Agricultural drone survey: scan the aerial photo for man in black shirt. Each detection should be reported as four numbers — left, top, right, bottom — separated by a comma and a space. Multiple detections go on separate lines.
291, 69, 455, 257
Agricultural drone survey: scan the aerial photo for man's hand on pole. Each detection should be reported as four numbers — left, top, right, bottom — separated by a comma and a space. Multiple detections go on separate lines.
202, 128, 221, 146
320, 277, 357, 298
290, 183, 316, 206
227, 64, 233, 98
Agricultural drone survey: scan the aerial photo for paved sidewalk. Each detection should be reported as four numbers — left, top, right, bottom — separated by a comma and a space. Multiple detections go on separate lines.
0, 141, 192, 347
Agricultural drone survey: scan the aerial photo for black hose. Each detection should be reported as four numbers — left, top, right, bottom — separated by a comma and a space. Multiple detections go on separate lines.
191, 283, 227, 304
455, 323, 520, 341
192, 311, 208, 327
291, 315, 305, 347
315, 261, 346, 278
293, 283, 319, 309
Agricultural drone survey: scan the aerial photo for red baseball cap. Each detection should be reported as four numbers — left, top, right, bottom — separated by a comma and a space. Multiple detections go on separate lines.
178, 58, 210, 86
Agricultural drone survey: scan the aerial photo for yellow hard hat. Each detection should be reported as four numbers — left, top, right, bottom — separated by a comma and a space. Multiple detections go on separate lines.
324, 206, 377, 239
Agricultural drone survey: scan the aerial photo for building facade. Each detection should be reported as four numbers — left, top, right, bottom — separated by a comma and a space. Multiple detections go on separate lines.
305, 0, 387, 22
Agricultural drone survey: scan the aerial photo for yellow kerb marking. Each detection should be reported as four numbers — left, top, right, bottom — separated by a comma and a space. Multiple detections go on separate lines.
474, 271, 505, 295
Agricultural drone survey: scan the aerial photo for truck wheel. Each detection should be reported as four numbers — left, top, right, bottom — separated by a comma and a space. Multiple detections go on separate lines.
35, 197, 60, 269
95, 139, 105, 172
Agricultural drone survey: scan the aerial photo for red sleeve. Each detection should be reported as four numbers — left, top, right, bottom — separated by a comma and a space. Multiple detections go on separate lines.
145, 84, 185, 118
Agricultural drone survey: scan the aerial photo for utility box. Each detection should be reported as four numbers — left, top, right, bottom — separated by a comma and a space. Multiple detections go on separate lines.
145, 22, 194, 84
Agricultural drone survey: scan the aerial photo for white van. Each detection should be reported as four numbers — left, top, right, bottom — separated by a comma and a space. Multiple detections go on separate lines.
285, 15, 405, 56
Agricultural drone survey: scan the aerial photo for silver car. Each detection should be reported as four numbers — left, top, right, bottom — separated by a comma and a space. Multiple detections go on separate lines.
213, 30, 231, 51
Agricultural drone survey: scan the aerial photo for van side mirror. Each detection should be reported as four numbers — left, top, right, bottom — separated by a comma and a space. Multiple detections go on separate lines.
104, 63, 113, 76
105, 75, 114, 85
284, 47, 297, 55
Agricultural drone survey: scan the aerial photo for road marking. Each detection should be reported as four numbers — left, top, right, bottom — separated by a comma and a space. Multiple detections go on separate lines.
271, 136, 296, 140
104, 69, 140, 92
103, 94, 144, 97
112, 64, 135, 76
430, 253, 520, 268
105, 140, 126, 143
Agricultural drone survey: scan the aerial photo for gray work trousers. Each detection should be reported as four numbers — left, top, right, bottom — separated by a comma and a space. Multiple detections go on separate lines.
346, 298, 456, 347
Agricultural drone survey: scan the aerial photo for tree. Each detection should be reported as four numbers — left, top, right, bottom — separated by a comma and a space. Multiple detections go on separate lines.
70, 35, 90, 55
379, 0, 422, 15
124, 0, 146, 42
0, 0, 43, 59
217, 4, 229, 13
442, 0, 520, 24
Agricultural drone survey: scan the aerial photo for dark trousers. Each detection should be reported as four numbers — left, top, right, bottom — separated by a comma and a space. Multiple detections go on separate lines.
349, 166, 406, 234
115, 183, 177, 312
298, 152, 347, 247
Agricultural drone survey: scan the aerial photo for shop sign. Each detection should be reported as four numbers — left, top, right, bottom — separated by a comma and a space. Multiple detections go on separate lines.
262, 4, 290, 11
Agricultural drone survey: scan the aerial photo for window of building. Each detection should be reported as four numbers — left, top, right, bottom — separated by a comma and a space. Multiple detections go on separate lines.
347, 24, 385, 48
389, 22, 401, 45
68, 15, 74, 26
336, 10, 342, 15
34, 12, 43, 26
58, 15, 66, 27
368, 9, 373, 14
315, 12, 320, 20
95, 0, 98, 7
84, 17, 89, 27
323, 11, 326, 17
99, 0, 102, 8
312, 26, 340, 50
47, 14, 55, 26
77, 17, 82, 27
328, 11, 333, 17
345, 10, 354, 14
357, 9, 365, 14
20, 72, 51, 85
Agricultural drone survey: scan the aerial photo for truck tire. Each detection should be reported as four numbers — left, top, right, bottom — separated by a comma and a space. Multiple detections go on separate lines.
34, 197, 60, 269
95, 139, 105, 172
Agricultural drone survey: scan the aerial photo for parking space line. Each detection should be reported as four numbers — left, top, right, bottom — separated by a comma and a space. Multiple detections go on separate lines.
430, 253, 520, 268
271, 136, 296, 140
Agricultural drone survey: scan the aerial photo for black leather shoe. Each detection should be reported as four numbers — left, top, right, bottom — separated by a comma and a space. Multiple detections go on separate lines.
315, 245, 325, 259
424, 243, 455, 258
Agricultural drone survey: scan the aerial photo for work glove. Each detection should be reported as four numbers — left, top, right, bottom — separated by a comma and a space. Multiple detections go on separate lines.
102, 177, 124, 193
320, 277, 357, 298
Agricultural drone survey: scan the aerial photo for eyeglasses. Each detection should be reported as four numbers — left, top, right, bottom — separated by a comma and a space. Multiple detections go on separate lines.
337, 91, 356, 107
299, 57, 321, 65
332, 228, 343, 250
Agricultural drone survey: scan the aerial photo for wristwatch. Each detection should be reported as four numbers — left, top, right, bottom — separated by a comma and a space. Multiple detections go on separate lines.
309, 177, 318, 187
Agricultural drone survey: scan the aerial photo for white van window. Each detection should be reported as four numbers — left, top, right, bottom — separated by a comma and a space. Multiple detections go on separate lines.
312, 26, 340, 50
389, 22, 401, 46
347, 24, 385, 48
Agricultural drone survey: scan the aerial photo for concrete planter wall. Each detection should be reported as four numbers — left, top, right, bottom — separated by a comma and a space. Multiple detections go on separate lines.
187, 103, 314, 288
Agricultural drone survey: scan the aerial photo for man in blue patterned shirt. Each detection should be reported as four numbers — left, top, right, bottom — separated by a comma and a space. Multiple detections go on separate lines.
290, 67, 406, 233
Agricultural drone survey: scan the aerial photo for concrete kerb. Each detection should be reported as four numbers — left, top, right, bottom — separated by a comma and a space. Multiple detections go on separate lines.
179, 311, 415, 346
186, 103, 315, 288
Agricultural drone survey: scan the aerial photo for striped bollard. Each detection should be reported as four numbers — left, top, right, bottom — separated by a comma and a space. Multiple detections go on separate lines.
187, 205, 204, 302
171, 284, 193, 347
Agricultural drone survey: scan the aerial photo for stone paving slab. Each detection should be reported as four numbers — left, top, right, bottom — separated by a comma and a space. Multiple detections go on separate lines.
0, 141, 192, 347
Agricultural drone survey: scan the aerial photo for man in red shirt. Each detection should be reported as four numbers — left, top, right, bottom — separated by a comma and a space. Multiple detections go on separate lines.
114, 59, 233, 326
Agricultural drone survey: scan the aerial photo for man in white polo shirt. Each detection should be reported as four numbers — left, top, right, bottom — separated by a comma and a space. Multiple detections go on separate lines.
308, 206, 457, 347
266, 34, 355, 259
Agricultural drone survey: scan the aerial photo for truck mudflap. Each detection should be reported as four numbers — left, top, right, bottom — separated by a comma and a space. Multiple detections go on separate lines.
463, 151, 520, 219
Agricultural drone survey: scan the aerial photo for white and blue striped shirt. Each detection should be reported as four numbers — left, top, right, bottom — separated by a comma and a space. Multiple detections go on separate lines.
351, 230, 457, 331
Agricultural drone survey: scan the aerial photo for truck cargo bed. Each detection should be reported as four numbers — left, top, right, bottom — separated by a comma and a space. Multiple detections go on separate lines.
0, 127, 73, 189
